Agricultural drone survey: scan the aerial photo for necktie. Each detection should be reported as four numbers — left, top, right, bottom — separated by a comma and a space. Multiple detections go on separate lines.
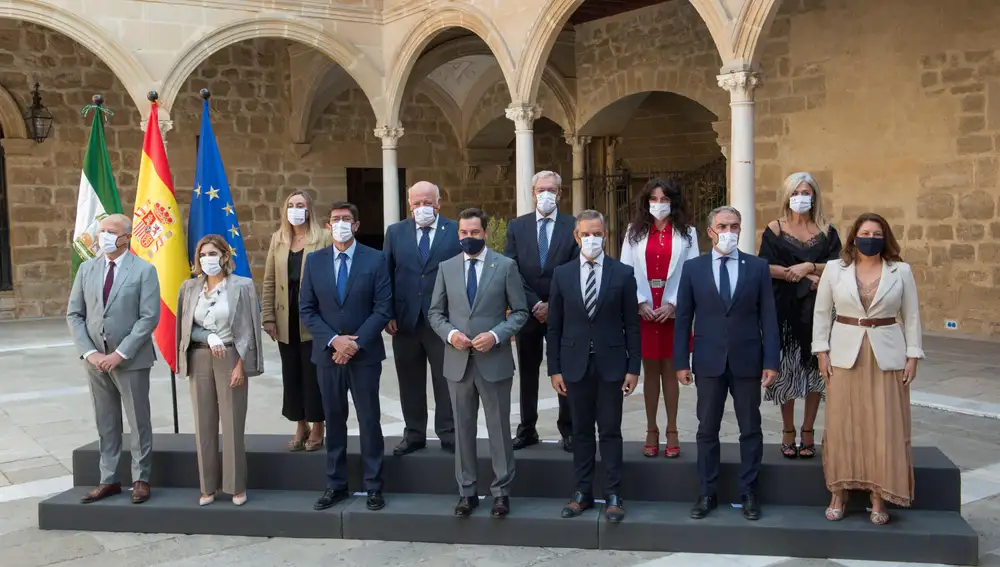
719, 256, 732, 310
418, 226, 432, 264
538, 218, 551, 269
103, 261, 115, 306
584, 261, 597, 319
337, 253, 349, 303
466, 259, 478, 308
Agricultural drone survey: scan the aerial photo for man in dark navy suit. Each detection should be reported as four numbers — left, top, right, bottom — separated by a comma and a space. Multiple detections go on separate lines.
674, 205, 779, 522
384, 181, 461, 456
505, 171, 580, 451
300, 201, 392, 512
547, 210, 640, 523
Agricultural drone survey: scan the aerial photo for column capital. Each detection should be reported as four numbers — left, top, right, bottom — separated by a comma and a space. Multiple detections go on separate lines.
374, 124, 404, 148
505, 103, 542, 131
717, 71, 762, 103
564, 133, 592, 150
140, 118, 174, 136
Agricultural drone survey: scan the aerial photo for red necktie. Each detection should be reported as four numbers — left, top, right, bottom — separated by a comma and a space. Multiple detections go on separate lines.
103, 261, 115, 306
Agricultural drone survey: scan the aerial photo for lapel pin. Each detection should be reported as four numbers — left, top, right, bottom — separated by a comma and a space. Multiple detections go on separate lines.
490, 263, 496, 268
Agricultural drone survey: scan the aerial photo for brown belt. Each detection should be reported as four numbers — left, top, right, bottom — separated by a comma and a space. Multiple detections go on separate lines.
835, 316, 896, 328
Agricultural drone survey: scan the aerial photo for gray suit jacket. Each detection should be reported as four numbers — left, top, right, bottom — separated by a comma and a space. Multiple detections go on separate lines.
428, 249, 529, 382
67, 253, 161, 370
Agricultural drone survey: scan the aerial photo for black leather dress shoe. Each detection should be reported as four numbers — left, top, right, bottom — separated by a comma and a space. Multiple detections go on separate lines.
690, 494, 717, 519
393, 439, 426, 456
604, 494, 625, 523
314, 489, 350, 511
561, 436, 573, 453
440, 441, 455, 454
366, 490, 386, 510
512, 433, 539, 450
491, 496, 510, 517
454, 495, 479, 517
560, 491, 593, 518
742, 492, 761, 520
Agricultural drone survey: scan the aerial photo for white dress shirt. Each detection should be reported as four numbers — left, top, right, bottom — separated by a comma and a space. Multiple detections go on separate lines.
447, 247, 499, 346
580, 252, 604, 300
416, 215, 439, 248
536, 210, 556, 248
194, 279, 233, 346
711, 247, 740, 299
328, 240, 358, 347
83, 253, 130, 361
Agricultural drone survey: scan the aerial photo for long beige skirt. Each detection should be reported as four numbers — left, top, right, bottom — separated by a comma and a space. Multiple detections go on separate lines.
822, 335, 914, 507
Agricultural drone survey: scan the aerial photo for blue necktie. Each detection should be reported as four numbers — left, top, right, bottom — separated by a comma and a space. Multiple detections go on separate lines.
337, 253, 349, 303
538, 218, 551, 269
719, 256, 732, 310
418, 227, 431, 264
466, 259, 478, 308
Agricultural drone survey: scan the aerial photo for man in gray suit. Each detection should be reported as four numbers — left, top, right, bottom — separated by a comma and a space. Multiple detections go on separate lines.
67, 213, 160, 504
428, 207, 529, 518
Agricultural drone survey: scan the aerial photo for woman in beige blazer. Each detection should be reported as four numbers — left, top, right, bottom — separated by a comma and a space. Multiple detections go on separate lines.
176, 234, 264, 506
261, 190, 332, 452
812, 212, 923, 525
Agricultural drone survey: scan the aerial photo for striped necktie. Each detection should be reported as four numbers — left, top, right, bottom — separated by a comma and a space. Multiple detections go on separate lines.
584, 261, 597, 319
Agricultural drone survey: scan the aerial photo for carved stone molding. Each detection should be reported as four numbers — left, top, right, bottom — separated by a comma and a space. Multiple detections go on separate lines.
291, 142, 312, 159
496, 165, 510, 182
140, 119, 174, 142
505, 103, 542, 131
374, 125, 404, 148
0, 138, 38, 157
564, 133, 592, 151
711, 120, 731, 159
463, 165, 479, 182
717, 71, 762, 104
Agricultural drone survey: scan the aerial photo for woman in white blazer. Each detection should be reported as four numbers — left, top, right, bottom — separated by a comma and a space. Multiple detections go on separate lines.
812, 212, 923, 525
620, 178, 699, 459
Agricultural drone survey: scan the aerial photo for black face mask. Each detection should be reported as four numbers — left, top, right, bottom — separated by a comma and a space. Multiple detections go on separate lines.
459, 237, 486, 256
855, 237, 885, 257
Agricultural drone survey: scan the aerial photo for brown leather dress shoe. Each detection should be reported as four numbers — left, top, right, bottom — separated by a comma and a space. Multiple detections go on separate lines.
80, 483, 122, 503
131, 481, 151, 504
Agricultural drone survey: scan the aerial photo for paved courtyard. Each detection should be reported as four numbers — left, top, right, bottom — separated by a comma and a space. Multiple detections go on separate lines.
1, 318, 999, 567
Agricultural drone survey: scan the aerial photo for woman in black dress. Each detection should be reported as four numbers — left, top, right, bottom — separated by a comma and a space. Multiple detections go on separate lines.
759, 173, 841, 459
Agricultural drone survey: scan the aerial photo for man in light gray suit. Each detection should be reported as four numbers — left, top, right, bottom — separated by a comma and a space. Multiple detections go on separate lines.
67, 213, 160, 504
428, 207, 529, 518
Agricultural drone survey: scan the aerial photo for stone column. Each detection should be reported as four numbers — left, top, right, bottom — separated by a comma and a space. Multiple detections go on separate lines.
505, 103, 542, 216
375, 125, 404, 231
565, 134, 591, 214
717, 71, 761, 253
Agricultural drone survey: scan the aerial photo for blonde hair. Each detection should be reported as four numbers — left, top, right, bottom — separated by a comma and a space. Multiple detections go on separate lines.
781, 172, 829, 234
193, 234, 235, 277
278, 190, 324, 244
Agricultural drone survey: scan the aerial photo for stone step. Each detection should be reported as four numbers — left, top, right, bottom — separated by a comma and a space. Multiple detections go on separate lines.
71, 434, 962, 511
38, 488, 979, 565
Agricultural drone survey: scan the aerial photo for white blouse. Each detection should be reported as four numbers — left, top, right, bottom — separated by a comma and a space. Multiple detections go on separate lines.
193, 279, 233, 345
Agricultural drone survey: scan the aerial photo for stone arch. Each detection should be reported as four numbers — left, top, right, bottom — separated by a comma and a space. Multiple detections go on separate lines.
159, 16, 385, 121
730, 0, 782, 65
0, 0, 152, 113
464, 69, 511, 147
0, 83, 27, 139
384, 3, 517, 128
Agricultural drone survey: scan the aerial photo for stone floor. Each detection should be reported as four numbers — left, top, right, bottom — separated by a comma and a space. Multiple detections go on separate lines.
1, 318, 999, 567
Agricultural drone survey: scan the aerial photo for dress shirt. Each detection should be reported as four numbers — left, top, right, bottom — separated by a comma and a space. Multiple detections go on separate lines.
580, 252, 604, 300
83, 253, 130, 361
194, 278, 233, 346
328, 240, 358, 348
711, 246, 740, 299
415, 215, 439, 247
447, 247, 500, 347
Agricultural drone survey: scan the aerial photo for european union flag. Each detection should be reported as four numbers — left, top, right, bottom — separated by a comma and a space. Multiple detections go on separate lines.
188, 92, 252, 278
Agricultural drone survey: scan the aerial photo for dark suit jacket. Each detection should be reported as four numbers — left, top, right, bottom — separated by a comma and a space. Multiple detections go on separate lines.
673, 251, 780, 379
504, 211, 579, 306
299, 243, 392, 368
383, 216, 461, 332
546, 256, 641, 383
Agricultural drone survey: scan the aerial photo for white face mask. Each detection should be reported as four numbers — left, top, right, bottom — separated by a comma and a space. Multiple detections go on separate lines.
649, 202, 671, 221
715, 231, 739, 254
98, 231, 122, 255
580, 236, 604, 259
200, 256, 222, 277
789, 195, 812, 214
535, 191, 557, 215
413, 206, 437, 227
287, 208, 307, 226
331, 221, 354, 243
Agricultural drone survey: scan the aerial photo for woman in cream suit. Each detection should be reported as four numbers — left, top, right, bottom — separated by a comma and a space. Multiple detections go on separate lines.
261, 190, 332, 452
812, 212, 923, 525
176, 234, 264, 506
621, 178, 699, 458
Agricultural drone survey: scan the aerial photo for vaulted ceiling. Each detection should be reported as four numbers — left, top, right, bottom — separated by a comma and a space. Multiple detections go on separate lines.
568, 0, 676, 25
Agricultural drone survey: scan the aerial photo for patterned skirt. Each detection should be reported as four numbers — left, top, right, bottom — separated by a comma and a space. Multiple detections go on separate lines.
764, 320, 825, 405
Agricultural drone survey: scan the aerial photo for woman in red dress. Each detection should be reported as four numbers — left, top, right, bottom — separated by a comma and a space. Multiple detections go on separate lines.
621, 179, 700, 458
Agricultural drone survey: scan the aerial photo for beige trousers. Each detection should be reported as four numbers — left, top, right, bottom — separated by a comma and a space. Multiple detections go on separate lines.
188, 346, 248, 495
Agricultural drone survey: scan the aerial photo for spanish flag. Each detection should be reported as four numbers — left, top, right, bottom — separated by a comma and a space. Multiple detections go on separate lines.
130, 93, 189, 372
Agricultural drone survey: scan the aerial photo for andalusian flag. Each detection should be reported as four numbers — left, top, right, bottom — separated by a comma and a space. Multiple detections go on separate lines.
130, 94, 189, 372
71, 97, 122, 281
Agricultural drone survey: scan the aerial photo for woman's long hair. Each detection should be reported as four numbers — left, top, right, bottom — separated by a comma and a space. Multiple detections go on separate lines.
278, 190, 324, 244
840, 212, 902, 266
626, 177, 693, 246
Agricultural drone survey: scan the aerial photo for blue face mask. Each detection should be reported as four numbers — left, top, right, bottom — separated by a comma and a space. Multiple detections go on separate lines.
459, 237, 485, 256
855, 237, 884, 257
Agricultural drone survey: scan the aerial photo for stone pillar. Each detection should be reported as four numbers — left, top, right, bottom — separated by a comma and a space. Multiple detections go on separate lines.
717, 71, 761, 253
375, 125, 404, 231
505, 103, 542, 216
565, 134, 591, 214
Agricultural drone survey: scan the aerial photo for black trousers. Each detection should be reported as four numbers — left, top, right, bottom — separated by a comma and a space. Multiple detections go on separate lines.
393, 315, 454, 444
278, 337, 324, 423
695, 364, 763, 497
317, 362, 384, 491
566, 355, 624, 496
516, 317, 572, 439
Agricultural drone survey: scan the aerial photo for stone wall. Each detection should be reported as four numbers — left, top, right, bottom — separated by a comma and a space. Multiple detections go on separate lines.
615, 92, 722, 173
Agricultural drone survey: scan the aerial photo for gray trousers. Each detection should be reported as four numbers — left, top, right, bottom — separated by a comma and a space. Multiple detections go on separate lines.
189, 347, 249, 495
448, 361, 515, 497
86, 365, 153, 485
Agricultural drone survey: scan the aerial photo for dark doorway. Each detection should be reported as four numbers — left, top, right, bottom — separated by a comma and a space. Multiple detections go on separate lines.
346, 167, 405, 250
0, 126, 11, 291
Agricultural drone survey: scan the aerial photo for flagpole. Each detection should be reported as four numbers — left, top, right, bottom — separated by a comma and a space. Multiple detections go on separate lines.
170, 370, 179, 434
